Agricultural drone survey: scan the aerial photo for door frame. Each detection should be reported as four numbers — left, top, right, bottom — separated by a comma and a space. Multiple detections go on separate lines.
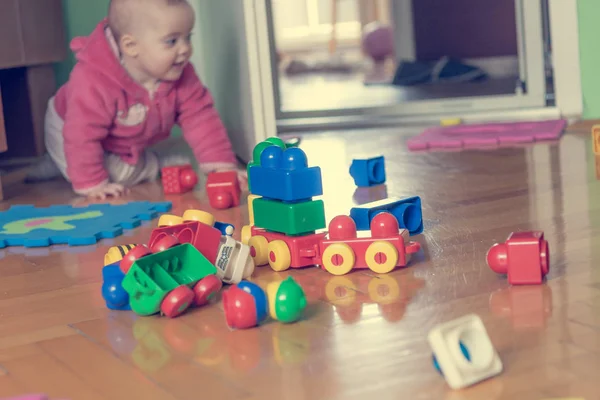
243, 0, 582, 142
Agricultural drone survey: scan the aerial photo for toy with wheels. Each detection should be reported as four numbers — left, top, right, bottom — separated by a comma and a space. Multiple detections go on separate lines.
244, 212, 420, 275
151, 209, 254, 284
121, 242, 222, 318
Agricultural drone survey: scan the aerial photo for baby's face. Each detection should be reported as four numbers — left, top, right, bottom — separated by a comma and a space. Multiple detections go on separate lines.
134, 1, 195, 82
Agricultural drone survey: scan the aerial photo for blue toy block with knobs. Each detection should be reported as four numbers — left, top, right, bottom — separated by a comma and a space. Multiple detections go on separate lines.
349, 156, 386, 187
248, 145, 323, 202
350, 196, 423, 236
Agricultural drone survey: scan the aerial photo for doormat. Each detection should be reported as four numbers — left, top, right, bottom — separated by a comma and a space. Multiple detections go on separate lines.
406, 119, 567, 151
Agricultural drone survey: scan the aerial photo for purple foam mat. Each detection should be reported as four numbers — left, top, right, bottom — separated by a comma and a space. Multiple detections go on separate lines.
407, 119, 567, 151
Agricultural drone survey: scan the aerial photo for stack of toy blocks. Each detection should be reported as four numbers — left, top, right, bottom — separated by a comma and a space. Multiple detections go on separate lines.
247, 138, 326, 237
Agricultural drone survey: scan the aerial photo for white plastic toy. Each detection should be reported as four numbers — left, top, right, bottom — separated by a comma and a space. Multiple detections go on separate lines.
428, 314, 503, 389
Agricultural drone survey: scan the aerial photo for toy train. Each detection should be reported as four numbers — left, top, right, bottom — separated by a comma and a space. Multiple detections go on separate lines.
243, 211, 420, 275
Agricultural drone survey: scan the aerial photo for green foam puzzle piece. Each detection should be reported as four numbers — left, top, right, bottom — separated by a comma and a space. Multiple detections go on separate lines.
253, 198, 326, 236
122, 243, 217, 316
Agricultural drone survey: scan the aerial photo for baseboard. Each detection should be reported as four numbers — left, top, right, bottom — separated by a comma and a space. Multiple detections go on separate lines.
462, 55, 519, 79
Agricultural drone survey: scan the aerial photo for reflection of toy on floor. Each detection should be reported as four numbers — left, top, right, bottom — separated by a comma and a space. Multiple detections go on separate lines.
489, 285, 553, 330
0, 201, 172, 248
242, 137, 421, 275
322, 273, 425, 324
223, 277, 307, 329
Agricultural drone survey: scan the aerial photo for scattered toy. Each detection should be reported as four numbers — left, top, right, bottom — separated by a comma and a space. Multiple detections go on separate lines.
206, 171, 241, 209
349, 156, 386, 187
487, 231, 549, 285
161, 164, 198, 194
429, 314, 503, 389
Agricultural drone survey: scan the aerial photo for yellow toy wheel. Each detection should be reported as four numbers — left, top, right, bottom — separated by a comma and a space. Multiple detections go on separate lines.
248, 235, 269, 266
324, 276, 357, 306
182, 209, 215, 226
158, 214, 184, 227
267, 240, 292, 272
367, 275, 401, 305
321, 243, 355, 276
240, 225, 252, 245
365, 241, 398, 274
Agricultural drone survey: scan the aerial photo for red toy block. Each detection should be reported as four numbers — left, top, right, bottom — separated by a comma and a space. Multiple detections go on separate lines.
206, 171, 241, 209
162, 164, 198, 194
487, 231, 549, 285
148, 221, 221, 264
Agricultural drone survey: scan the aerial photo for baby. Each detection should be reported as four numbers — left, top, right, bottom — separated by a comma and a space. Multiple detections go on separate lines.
33, 0, 244, 199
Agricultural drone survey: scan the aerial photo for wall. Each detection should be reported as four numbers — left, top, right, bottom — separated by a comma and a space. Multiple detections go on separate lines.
578, 0, 600, 119
54, 0, 109, 86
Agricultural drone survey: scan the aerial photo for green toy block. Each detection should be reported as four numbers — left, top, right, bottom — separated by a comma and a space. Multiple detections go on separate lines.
253, 197, 326, 235
122, 243, 217, 316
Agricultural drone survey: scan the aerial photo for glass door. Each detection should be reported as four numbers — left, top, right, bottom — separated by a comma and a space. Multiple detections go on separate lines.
266, 0, 548, 127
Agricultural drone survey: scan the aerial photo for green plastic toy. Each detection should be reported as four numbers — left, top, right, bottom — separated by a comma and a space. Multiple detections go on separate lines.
253, 197, 326, 236
121, 244, 217, 316
266, 276, 307, 323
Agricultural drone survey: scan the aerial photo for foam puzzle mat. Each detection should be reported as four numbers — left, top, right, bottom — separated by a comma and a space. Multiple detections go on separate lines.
407, 119, 567, 151
0, 201, 172, 248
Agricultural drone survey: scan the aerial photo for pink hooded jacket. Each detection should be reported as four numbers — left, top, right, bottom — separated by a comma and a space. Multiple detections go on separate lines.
53, 18, 237, 192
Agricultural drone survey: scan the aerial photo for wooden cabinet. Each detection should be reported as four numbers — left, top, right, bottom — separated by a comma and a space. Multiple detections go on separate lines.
0, 0, 66, 199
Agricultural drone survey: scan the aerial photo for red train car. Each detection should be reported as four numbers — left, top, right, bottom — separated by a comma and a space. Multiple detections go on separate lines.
246, 212, 420, 275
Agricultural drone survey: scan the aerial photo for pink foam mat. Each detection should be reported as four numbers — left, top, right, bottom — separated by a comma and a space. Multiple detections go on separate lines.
406, 119, 567, 151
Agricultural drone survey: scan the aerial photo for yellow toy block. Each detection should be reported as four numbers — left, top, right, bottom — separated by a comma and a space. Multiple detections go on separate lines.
247, 194, 261, 225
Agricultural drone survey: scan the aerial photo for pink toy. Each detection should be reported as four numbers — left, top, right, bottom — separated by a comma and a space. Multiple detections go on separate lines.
407, 120, 567, 151
487, 231, 549, 285
162, 164, 198, 194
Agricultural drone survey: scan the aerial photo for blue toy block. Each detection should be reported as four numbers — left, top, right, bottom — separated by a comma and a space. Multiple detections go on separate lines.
0, 201, 171, 248
102, 263, 131, 310
248, 146, 323, 202
350, 196, 423, 235
349, 156, 386, 187
214, 221, 234, 236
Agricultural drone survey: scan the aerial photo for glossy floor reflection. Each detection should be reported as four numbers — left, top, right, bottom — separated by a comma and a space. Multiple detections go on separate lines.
0, 126, 599, 399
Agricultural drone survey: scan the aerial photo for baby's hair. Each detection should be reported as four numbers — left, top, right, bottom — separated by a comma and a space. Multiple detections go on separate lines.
108, 0, 189, 42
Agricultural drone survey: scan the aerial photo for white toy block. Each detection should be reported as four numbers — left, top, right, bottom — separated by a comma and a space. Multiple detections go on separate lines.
428, 314, 502, 389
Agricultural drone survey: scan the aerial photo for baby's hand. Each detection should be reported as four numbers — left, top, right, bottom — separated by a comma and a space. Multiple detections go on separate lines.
85, 183, 128, 200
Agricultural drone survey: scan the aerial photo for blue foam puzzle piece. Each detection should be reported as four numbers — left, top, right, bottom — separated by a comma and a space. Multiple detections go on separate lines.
350, 196, 423, 235
349, 156, 386, 187
248, 146, 323, 202
0, 201, 172, 248
102, 262, 131, 311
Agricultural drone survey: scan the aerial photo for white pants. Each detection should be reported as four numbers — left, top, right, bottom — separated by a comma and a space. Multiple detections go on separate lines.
44, 97, 162, 188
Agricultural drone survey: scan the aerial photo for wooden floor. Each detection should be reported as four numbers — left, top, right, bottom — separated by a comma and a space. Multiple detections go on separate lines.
0, 124, 599, 400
